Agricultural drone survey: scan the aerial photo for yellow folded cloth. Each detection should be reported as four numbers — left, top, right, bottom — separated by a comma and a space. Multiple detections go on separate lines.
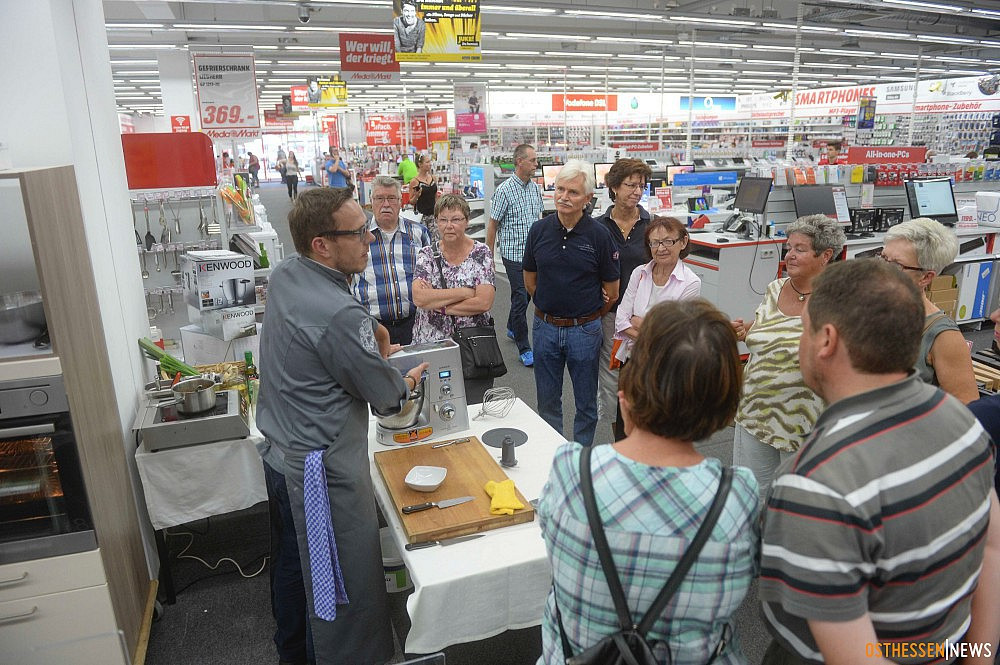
484, 479, 525, 516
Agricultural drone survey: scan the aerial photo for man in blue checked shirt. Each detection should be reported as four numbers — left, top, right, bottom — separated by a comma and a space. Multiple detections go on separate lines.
353, 175, 431, 345
487, 143, 544, 367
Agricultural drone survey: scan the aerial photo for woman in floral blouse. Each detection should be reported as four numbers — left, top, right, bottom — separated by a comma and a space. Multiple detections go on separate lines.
412, 194, 497, 403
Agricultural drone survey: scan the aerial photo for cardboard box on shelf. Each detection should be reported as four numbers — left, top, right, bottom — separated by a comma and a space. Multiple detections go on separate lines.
928, 287, 958, 304
936, 300, 957, 319
200, 305, 256, 341
180, 323, 261, 366
929, 275, 956, 290
182, 250, 256, 318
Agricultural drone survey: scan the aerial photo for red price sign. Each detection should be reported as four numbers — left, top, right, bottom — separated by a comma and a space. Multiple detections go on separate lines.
202, 105, 244, 125
192, 53, 260, 131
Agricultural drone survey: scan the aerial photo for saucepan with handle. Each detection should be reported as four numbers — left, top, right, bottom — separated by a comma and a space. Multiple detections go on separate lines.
156, 376, 217, 415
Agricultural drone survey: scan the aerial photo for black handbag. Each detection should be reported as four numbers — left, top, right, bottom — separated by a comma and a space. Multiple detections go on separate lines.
554, 445, 733, 665
434, 252, 507, 380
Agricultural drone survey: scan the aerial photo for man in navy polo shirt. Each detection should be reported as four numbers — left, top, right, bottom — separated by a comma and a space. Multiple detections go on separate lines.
523, 159, 620, 446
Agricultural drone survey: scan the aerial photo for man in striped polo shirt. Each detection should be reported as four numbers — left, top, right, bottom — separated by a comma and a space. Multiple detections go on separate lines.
761, 259, 1000, 665
487, 143, 543, 367
353, 175, 431, 345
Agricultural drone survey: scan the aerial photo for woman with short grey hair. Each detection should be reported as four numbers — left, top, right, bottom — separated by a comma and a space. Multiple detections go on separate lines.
882, 217, 977, 402
730, 214, 845, 500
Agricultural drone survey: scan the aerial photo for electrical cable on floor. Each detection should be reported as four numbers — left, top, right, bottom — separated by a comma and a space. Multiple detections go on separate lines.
165, 529, 269, 579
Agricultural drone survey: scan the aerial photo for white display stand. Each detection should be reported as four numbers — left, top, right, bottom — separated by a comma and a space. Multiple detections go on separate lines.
684, 234, 784, 322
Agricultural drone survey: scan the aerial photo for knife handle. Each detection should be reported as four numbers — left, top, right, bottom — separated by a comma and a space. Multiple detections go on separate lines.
404, 541, 437, 550
402, 502, 434, 514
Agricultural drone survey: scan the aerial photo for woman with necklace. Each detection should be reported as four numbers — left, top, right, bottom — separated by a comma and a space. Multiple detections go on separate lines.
596, 158, 653, 441
731, 214, 845, 500
411, 194, 496, 404
613, 216, 701, 440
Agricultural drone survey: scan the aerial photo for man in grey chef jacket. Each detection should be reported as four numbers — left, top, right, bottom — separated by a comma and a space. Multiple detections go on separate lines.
256, 186, 427, 665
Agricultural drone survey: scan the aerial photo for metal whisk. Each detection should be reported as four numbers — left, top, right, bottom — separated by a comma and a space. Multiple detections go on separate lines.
473, 387, 516, 420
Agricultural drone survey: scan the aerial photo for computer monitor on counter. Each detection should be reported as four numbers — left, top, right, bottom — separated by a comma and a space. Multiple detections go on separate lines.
792, 184, 852, 226
904, 177, 958, 226
666, 164, 694, 184
733, 176, 773, 215
594, 163, 613, 189
542, 164, 563, 191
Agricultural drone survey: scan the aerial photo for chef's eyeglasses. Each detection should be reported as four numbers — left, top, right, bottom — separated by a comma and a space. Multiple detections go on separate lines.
875, 251, 925, 272
649, 237, 682, 249
318, 224, 369, 241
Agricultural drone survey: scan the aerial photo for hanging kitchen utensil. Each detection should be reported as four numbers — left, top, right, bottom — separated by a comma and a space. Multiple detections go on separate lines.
139, 248, 149, 279
143, 202, 156, 251
153, 249, 162, 272
197, 198, 207, 238
168, 198, 181, 235
131, 202, 142, 245
158, 201, 170, 245
208, 196, 221, 235
171, 246, 182, 278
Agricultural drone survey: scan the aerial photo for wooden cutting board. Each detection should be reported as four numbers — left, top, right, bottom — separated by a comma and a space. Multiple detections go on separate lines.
374, 437, 535, 544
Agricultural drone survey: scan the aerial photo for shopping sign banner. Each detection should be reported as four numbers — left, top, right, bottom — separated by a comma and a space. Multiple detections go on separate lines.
366, 114, 403, 145
552, 94, 618, 112
856, 95, 877, 130
679, 96, 736, 112
321, 116, 341, 148
410, 113, 428, 150
171, 115, 192, 133
307, 76, 349, 109
455, 83, 486, 134
846, 147, 927, 164
291, 86, 310, 109
427, 109, 449, 142
340, 33, 400, 84
610, 142, 659, 151
264, 110, 293, 127
192, 53, 260, 138
752, 140, 786, 148
393, 0, 482, 63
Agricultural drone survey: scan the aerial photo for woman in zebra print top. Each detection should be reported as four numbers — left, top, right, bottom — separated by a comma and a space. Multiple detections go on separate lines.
730, 214, 845, 500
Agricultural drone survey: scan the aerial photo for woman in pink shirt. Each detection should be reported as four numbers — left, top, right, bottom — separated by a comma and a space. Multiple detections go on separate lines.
613, 216, 702, 439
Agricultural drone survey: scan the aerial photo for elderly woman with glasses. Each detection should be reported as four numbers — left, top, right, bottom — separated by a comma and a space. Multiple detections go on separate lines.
611, 216, 701, 440
881, 217, 978, 403
411, 194, 497, 404
731, 214, 844, 500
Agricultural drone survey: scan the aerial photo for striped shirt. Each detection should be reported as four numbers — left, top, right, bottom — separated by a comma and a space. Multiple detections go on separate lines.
352, 217, 431, 322
760, 375, 996, 665
736, 278, 824, 452
491, 173, 543, 262
538, 443, 760, 665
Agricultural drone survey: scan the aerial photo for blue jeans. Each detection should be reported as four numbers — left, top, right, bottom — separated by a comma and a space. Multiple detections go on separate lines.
532, 316, 603, 445
264, 461, 314, 665
502, 257, 531, 354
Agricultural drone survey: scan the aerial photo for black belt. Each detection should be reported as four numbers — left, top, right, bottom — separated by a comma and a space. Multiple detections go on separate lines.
381, 313, 415, 325
534, 308, 602, 327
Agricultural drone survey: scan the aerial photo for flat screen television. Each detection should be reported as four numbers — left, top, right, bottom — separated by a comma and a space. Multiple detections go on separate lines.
542, 164, 563, 191
733, 176, 773, 215
693, 159, 708, 168
904, 177, 958, 225
791, 184, 852, 226
666, 164, 694, 184
594, 163, 614, 189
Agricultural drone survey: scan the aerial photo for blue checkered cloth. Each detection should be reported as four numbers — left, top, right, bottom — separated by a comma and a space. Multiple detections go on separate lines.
303, 449, 349, 621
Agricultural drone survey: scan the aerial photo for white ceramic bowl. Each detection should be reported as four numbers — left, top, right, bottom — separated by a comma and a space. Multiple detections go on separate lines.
404, 465, 447, 493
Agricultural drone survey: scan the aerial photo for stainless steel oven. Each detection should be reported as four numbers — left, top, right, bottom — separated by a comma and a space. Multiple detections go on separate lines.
0, 374, 96, 564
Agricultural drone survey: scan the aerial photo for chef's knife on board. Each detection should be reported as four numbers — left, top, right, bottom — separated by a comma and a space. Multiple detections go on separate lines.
404, 533, 485, 550
401, 496, 474, 514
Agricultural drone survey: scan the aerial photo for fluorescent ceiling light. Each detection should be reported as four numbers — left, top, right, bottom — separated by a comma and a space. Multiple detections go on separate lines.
745, 59, 795, 66
843, 28, 913, 39
564, 10, 663, 20
108, 44, 177, 49
752, 44, 815, 52
106, 23, 164, 29
174, 24, 286, 30
972, 8, 1000, 18
506, 32, 591, 41
110, 59, 157, 64
285, 46, 340, 51
669, 15, 758, 26
544, 51, 614, 58
596, 37, 666, 44
819, 48, 877, 56
762, 22, 839, 33
918, 34, 977, 44
630, 54, 681, 60
481, 4, 556, 12
678, 40, 748, 48
481, 49, 539, 55
276, 60, 342, 65
882, 0, 964, 10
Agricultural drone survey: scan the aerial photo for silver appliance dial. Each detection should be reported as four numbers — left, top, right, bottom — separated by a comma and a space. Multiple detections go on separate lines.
440, 383, 452, 397
439, 403, 455, 421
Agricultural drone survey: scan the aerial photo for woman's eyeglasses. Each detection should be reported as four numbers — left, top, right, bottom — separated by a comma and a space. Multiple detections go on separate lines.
649, 238, 682, 249
875, 251, 925, 272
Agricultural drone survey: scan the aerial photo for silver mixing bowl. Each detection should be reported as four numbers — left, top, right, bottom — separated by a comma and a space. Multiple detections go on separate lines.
375, 381, 425, 429
0, 291, 47, 345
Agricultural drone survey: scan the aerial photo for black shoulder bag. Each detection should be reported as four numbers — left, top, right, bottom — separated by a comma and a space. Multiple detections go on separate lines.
554, 446, 733, 665
434, 250, 507, 380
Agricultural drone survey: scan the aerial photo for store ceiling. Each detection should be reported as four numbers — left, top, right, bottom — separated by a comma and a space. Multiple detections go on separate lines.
104, 0, 1000, 117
